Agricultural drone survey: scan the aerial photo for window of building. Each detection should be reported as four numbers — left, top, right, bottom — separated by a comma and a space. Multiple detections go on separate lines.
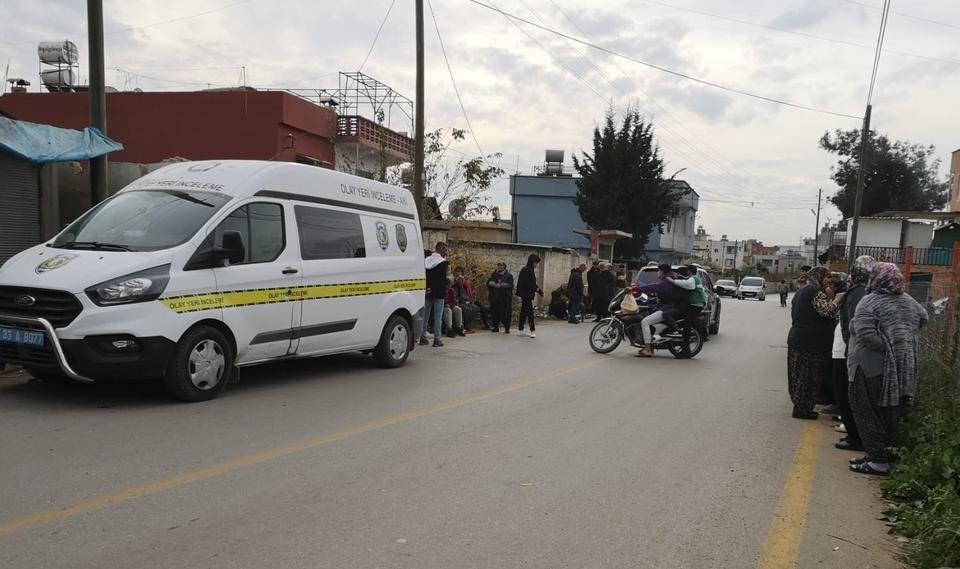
295, 205, 365, 260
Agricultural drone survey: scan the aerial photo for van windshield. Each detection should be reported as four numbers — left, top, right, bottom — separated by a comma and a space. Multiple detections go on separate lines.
51, 189, 232, 252
741, 278, 765, 287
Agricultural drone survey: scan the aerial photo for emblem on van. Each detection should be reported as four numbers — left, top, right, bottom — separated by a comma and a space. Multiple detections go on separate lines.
187, 162, 221, 172
14, 294, 37, 306
36, 254, 78, 274
395, 224, 408, 253
375, 221, 389, 250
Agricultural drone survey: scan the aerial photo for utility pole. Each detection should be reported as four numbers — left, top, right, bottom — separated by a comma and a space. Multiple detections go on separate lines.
846, 104, 873, 268
87, 0, 108, 206
412, 0, 426, 221
812, 188, 822, 265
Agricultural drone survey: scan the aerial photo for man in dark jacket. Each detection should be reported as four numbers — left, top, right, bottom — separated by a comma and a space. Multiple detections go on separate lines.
593, 261, 617, 320
420, 242, 450, 347
586, 261, 601, 317
487, 263, 514, 333
567, 265, 585, 323
516, 254, 544, 338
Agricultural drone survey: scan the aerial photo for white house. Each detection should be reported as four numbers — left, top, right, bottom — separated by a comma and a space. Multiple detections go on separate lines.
846, 216, 934, 249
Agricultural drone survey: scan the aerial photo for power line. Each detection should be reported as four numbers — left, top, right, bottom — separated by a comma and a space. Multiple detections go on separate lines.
426, 0, 485, 157
641, 0, 960, 67
543, 0, 813, 206
465, 0, 862, 119
867, 0, 892, 105
359, 0, 397, 72
843, 0, 960, 31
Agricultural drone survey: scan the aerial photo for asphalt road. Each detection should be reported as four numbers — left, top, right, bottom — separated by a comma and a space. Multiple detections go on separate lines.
0, 298, 903, 568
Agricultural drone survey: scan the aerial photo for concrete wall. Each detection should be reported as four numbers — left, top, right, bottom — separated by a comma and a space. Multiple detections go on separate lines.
510, 175, 587, 250
0, 91, 337, 166
904, 221, 934, 248
51, 161, 172, 227
847, 218, 903, 247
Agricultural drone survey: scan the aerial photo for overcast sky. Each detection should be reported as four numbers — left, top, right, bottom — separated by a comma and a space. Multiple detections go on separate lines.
2, 0, 958, 245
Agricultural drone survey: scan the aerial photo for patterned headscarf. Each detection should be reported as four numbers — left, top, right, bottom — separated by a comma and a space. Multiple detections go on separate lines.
870, 262, 905, 295
850, 255, 875, 286
806, 266, 830, 289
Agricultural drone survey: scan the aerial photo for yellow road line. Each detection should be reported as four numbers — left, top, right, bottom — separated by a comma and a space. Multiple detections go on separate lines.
757, 421, 823, 569
0, 357, 604, 536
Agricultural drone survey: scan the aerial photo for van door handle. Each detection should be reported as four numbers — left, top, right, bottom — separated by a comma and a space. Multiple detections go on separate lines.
282, 267, 299, 275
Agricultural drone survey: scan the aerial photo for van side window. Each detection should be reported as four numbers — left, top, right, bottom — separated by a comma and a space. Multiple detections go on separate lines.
295, 205, 366, 260
212, 202, 285, 264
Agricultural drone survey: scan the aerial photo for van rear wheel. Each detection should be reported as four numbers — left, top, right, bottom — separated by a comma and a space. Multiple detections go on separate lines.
374, 314, 411, 368
164, 326, 233, 402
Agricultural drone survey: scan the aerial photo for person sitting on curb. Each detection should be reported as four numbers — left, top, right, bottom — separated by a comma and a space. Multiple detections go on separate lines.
444, 275, 466, 337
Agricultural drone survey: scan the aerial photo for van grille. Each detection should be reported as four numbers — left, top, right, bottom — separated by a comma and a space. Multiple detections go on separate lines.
0, 286, 83, 328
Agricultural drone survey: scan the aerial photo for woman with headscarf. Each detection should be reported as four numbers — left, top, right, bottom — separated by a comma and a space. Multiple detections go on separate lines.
787, 266, 843, 419
847, 262, 927, 475
833, 256, 875, 451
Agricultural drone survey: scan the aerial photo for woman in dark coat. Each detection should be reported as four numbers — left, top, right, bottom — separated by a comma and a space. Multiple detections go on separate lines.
787, 266, 841, 419
847, 262, 927, 475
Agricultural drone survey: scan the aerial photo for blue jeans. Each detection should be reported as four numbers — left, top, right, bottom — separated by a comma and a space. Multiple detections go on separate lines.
420, 298, 445, 341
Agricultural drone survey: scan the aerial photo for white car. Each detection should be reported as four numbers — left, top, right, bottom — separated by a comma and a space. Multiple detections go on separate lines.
736, 277, 767, 301
0, 160, 425, 401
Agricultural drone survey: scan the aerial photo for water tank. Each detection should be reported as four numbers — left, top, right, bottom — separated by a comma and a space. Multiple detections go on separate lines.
40, 68, 76, 89
38, 41, 79, 65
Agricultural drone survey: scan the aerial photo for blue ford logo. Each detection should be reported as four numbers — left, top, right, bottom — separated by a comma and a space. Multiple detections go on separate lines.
14, 295, 36, 306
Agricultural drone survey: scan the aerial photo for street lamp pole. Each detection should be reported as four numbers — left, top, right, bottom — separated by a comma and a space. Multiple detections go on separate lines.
412, 0, 426, 222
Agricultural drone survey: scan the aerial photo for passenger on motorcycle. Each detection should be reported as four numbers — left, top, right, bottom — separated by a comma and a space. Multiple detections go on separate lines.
668, 265, 707, 357
633, 263, 691, 357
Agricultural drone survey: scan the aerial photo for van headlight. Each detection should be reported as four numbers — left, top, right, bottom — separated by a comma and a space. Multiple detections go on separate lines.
85, 264, 171, 306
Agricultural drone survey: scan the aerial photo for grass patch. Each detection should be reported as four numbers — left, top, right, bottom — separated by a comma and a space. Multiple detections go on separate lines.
882, 320, 960, 568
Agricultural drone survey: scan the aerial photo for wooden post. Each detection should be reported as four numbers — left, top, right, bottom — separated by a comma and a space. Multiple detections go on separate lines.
904, 246, 914, 292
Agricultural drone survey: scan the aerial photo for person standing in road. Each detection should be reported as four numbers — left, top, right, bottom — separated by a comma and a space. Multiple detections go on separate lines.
787, 266, 843, 419
516, 254, 544, 338
487, 262, 514, 333
593, 261, 616, 320
586, 260, 601, 318
420, 243, 450, 347
567, 265, 585, 324
833, 256, 875, 452
616, 264, 628, 289
847, 262, 927, 476
777, 279, 789, 307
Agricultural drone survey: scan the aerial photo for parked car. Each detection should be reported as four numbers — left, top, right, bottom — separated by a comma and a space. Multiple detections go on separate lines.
0, 160, 425, 401
634, 263, 721, 335
736, 276, 767, 301
714, 279, 737, 297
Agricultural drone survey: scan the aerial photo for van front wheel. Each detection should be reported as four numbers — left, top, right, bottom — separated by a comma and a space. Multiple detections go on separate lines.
164, 326, 233, 402
374, 314, 411, 368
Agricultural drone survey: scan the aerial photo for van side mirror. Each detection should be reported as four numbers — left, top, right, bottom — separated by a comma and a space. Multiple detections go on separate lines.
215, 230, 246, 265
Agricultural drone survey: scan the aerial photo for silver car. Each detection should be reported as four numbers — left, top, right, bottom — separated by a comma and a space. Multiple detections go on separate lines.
736, 277, 767, 301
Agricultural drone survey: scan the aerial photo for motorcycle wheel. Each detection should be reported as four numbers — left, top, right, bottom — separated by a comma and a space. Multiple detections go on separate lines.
668, 327, 703, 359
589, 319, 623, 354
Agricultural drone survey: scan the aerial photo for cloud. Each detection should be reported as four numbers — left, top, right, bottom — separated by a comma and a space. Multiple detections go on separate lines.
767, 0, 833, 30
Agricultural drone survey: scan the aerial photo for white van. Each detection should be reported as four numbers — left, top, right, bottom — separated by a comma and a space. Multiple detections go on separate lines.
0, 161, 425, 401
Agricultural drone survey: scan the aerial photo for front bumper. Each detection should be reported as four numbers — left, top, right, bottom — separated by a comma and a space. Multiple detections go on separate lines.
0, 314, 175, 382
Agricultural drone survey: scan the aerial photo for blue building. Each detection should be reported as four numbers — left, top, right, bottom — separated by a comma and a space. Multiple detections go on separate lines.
509, 173, 699, 262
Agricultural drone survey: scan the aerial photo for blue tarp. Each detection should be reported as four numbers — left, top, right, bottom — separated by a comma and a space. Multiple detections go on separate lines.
0, 116, 123, 163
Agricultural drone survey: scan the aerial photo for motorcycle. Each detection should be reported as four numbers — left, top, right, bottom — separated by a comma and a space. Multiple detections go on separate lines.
588, 287, 705, 358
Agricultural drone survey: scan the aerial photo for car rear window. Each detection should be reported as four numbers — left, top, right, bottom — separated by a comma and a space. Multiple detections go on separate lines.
636, 269, 659, 284
716, 280, 735, 286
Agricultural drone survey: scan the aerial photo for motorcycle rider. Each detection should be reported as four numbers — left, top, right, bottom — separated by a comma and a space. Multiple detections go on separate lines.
633, 263, 690, 357
668, 265, 706, 358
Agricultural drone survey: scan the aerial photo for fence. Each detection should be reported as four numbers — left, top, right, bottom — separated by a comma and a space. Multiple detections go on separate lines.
827, 245, 955, 267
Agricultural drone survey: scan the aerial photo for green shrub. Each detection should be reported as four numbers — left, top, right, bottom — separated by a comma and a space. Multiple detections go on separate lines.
882, 320, 960, 568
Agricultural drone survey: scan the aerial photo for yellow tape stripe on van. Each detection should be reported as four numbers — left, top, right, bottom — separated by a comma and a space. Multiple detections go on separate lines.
159, 279, 425, 314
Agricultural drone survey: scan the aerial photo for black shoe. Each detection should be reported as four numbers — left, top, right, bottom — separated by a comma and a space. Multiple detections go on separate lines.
835, 440, 864, 451
792, 409, 819, 420
490, 328, 499, 333
418, 338, 429, 346
433, 340, 444, 347
456, 329, 466, 337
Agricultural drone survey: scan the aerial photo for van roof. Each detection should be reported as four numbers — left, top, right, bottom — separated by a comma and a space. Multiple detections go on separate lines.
122, 160, 419, 220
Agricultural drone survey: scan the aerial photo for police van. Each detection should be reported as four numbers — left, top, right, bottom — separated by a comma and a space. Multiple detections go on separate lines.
0, 161, 425, 401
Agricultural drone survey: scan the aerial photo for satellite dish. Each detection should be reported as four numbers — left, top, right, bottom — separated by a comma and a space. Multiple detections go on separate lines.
448, 198, 467, 219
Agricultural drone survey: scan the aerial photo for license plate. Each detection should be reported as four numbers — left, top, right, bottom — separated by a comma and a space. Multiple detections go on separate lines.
0, 325, 45, 347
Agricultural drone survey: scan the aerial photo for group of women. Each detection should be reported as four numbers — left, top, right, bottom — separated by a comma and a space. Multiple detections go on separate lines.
787, 256, 928, 476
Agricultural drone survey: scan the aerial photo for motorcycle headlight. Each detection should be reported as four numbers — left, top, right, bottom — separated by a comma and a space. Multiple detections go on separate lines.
86, 264, 171, 306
